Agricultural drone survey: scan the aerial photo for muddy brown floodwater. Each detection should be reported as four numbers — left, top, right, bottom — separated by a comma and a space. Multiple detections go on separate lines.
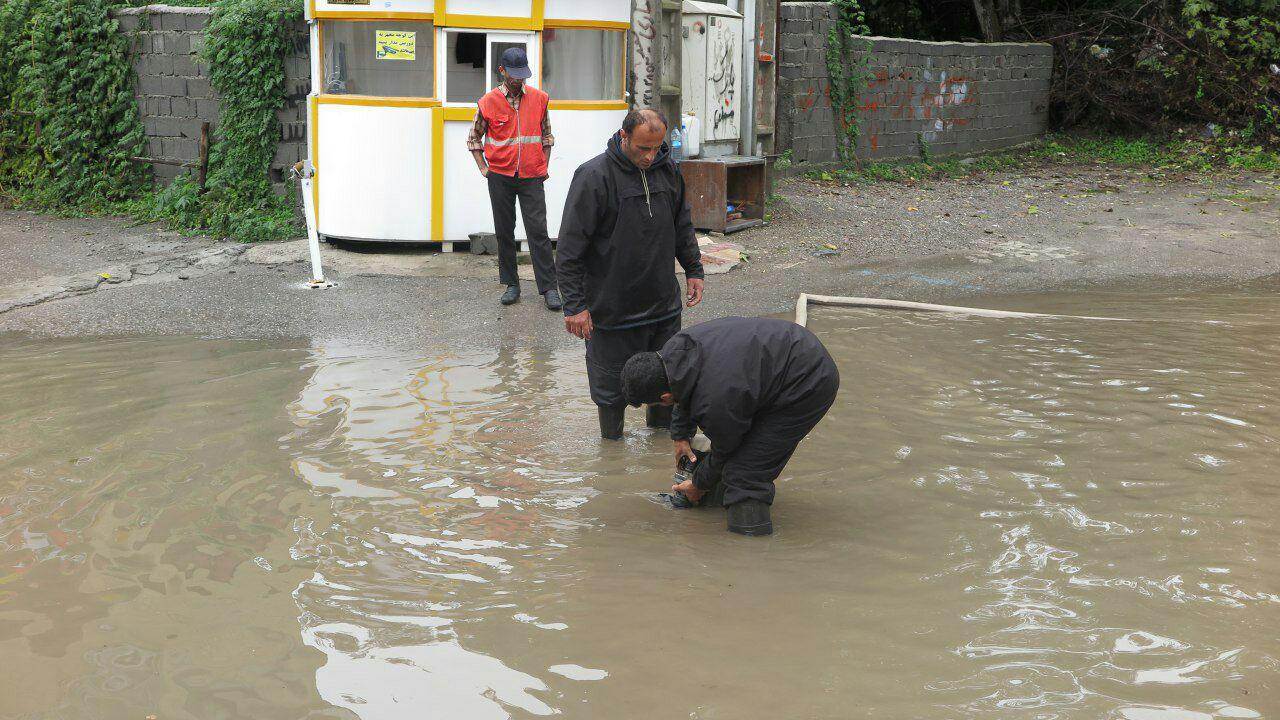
2, 280, 1278, 719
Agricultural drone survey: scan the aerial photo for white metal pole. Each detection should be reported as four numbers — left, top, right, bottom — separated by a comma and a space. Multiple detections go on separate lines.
301, 184, 325, 285
739, 0, 758, 156
794, 294, 1135, 326
294, 160, 332, 288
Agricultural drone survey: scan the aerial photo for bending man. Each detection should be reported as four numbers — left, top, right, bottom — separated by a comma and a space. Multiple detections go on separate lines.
620, 317, 840, 536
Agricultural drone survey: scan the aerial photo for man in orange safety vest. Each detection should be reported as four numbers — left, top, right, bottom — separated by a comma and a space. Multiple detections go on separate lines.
466, 46, 561, 310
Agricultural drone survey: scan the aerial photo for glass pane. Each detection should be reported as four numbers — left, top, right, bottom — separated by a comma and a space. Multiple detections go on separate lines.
446, 31, 489, 103
323, 21, 434, 97
542, 29, 623, 102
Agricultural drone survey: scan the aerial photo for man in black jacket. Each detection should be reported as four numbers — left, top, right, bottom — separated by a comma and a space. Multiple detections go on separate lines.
620, 317, 841, 536
556, 109, 705, 440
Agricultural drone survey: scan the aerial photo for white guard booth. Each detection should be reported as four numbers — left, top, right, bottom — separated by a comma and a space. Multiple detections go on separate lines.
305, 0, 631, 249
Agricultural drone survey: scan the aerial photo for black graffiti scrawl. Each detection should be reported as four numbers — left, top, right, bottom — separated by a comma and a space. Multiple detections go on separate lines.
631, 0, 658, 109
710, 26, 738, 131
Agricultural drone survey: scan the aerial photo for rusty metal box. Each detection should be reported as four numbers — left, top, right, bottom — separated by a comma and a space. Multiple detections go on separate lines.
679, 155, 766, 234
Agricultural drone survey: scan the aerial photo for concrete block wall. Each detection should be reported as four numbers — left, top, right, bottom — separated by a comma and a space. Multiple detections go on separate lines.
113, 5, 309, 195
776, 1, 1052, 166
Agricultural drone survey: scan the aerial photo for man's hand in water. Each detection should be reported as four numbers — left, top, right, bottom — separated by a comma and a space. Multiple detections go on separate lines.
673, 439, 696, 467
672, 477, 705, 504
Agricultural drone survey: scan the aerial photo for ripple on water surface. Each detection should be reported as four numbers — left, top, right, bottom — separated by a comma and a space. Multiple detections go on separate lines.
1, 281, 1279, 718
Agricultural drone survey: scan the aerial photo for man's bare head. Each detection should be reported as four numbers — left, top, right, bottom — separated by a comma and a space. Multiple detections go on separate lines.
620, 108, 669, 170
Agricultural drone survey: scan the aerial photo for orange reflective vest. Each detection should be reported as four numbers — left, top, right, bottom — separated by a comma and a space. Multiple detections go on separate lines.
479, 86, 550, 178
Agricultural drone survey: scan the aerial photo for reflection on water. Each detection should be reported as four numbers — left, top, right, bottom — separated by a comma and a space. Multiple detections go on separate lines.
0, 338, 331, 718
285, 342, 608, 718
2, 280, 1279, 719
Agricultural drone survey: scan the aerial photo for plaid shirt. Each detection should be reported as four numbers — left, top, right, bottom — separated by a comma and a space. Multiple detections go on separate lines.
465, 84, 555, 152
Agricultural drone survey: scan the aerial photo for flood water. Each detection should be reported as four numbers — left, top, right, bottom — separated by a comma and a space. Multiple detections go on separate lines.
2, 282, 1278, 719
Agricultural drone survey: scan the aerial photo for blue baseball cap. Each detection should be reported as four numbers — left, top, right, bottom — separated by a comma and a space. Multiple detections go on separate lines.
500, 47, 532, 79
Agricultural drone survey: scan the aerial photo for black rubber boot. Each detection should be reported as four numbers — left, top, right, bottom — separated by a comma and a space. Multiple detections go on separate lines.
598, 405, 625, 440
645, 404, 673, 428
500, 285, 521, 305
727, 499, 773, 536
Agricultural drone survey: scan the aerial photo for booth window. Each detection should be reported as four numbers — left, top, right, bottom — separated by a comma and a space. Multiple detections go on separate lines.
445, 31, 487, 103
323, 21, 435, 98
542, 29, 623, 101
444, 31, 534, 104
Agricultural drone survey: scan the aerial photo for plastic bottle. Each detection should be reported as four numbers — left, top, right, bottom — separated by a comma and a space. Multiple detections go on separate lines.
669, 126, 684, 162
681, 113, 701, 158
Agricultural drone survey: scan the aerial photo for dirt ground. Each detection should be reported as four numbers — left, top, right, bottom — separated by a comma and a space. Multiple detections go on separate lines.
1, 165, 1276, 351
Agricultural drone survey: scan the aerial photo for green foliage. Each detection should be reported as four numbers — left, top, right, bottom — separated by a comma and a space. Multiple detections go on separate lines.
0, 0, 302, 242
0, 0, 39, 195
1175, 0, 1280, 139
0, 0, 147, 208
825, 0, 873, 164
856, 0, 981, 40
990, 0, 1279, 140
804, 133, 1280, 184
818, 1, 1279, 141
130, 173, 300, 243
164, 0, 303, 242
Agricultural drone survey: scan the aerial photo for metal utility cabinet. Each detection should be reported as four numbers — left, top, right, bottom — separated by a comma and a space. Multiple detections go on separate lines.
680, 1, 743, 158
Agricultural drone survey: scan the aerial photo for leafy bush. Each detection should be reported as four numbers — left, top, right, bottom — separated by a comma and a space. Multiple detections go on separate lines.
195, 0, 302, 241
844, 0, 1280, 141
1022, 1, 1280, 141
0, 0, 147, 208
0, 0, 302, 242
0, 0, 39, 195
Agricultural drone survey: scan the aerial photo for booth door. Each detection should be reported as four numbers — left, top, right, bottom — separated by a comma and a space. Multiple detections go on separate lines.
439, 30, 540, 242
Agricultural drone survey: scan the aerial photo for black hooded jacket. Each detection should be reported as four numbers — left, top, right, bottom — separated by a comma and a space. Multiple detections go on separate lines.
556, 132, 704, 330
664, 317, 841, 479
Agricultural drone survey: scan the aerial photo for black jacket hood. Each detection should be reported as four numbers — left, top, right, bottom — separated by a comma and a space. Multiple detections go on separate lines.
606, 131, 672, 174
662, 332, 703, 408
554, 131, 703, 330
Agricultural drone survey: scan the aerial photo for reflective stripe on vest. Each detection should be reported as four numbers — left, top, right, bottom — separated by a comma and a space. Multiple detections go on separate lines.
485, 135, 546, 147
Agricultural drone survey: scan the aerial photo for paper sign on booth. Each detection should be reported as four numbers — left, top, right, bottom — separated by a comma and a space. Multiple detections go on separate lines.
375, 31, 416, 61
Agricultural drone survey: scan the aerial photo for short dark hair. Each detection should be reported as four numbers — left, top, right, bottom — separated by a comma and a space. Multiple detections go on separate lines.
621, 352, 669, 407
622, 108, 669, 135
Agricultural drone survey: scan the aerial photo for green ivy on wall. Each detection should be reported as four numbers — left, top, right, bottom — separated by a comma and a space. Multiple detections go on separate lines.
141, 0, 303, 242
0, 0, 39, 196
0, 0, 148, 208
0, 0, 303, 242
825, 0, 873, 165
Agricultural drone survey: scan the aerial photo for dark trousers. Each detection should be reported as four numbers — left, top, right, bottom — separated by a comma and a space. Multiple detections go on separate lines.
699, 368, 840, 506
585, 314, 682, 409
487, 172, 556, 294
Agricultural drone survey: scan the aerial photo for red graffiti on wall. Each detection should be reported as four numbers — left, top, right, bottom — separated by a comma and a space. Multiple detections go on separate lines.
879, 70, 976, 124
796, 79, 831, 113
797, 82, 817, 111
855, 68, 980, 153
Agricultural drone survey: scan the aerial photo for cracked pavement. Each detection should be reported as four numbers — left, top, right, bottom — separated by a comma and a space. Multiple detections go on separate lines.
1, 166, 1277, 351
